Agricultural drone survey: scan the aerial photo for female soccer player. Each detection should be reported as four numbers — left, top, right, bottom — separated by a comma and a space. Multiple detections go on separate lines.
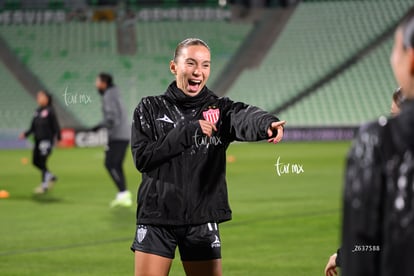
20, 90, 61, 194
130, 38, 285, 276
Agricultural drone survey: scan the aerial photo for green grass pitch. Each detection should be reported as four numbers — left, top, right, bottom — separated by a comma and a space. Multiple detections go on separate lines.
0, 141, 349, 275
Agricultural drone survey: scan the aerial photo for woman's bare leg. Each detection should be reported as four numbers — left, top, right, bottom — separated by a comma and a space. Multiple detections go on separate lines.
135, 251, 173, 276
182, 259, 222, 276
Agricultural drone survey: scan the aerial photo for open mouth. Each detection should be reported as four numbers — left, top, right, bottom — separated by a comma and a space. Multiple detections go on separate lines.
188, 79, 202, 92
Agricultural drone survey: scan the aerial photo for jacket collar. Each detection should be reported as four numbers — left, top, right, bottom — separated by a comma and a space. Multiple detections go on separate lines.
165, 81, 216, 109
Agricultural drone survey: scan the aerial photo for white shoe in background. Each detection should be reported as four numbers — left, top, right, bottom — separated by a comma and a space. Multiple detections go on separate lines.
110, 190, 133, 208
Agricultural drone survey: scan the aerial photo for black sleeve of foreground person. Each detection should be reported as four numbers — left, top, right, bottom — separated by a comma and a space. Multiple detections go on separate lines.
341, 123, 384, 276
336, 247, 341, 267
131, 98, 200, 173
224, 99, 279, 141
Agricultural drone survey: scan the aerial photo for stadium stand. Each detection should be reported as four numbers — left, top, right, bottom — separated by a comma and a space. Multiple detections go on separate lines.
279, 39, 396, 126
1, 0, 412, 130
0, 0, 85, 10
226, 0, 413, 121
0, 59, 36, 148
0, 61, 36, 130
0, 21, 252, 127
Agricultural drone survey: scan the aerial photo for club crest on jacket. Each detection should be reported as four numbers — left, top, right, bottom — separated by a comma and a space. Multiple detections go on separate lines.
137, 225, 147, 243
203, 107, 220, 125
41, 109, 49, 118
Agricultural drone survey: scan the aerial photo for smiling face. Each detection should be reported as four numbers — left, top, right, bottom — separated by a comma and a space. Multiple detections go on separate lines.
170, 45, 211, 97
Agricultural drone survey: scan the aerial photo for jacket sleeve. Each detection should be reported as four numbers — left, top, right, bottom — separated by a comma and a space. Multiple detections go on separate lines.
224, 98, 280, 142
50, 108, 61, 141
341, 123, 384, 276
131, 99, 200, 173
336, 247, 342, 267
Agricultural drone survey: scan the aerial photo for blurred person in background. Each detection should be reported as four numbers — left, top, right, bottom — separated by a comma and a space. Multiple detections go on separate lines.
341, 7, 414, 276
19, 90, 61, 194
130, 38, 285, 276
324, 87, 404, 276
92, 73, 132, 207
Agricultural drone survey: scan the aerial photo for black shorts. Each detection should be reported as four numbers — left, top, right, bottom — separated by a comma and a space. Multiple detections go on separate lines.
35, 140, 52, 157
131, 223, 221, 261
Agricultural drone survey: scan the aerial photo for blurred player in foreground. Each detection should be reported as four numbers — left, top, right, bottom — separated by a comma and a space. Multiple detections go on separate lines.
341, 8, 414, 276
130, 38, 285, 276
324, 87, 404, 276
92, 73, 132, 207
20, 90, 61, 194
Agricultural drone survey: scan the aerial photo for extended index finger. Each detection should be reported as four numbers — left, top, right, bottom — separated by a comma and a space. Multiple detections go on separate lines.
272, 120, 286, 128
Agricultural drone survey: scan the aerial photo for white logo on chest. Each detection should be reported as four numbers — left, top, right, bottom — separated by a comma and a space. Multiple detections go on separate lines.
156, 114, 174, 124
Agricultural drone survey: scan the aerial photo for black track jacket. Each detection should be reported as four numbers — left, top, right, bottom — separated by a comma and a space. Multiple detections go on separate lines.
25, 106, 61, 142
342, 100, 414, 276
131, 82, 280, 226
